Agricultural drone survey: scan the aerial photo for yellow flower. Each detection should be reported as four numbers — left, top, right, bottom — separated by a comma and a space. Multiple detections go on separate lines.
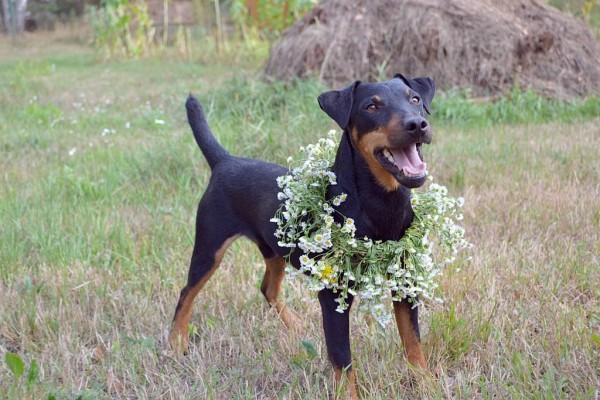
322, 265, 334, 279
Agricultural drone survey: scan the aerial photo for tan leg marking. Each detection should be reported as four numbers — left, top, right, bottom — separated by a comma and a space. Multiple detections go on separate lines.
393, 300, 427, 368
261, 256, 302, 330
333, 367, 359, 400
169, 235, 239, 353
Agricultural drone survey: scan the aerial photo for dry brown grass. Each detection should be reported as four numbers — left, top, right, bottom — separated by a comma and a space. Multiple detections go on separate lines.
2, 117, 598, 397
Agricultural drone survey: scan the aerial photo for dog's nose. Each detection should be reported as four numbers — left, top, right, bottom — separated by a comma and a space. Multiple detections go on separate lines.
404, 117, 429, 138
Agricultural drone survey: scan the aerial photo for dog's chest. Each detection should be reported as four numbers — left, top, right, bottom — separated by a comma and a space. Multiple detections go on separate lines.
335, 190, 414, 242
358, 205, 413, 241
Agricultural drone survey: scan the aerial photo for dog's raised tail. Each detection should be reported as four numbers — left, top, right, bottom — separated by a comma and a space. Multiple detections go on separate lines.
186, 94, 229, 169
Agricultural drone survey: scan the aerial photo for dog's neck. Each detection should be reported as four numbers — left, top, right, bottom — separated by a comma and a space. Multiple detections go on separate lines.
330, 131, 414, 241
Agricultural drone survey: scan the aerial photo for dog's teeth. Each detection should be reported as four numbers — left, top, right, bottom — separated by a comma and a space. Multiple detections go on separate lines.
383, 149, 394, 163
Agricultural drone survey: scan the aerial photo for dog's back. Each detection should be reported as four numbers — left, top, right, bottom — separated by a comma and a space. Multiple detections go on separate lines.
186, 95, 288, 259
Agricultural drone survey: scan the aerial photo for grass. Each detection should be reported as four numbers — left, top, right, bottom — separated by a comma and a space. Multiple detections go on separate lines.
547, 0, 600, 35
1, 31, 599, 399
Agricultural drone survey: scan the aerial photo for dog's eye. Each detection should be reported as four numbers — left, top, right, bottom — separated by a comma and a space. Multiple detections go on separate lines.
366, 104, 378, 112
411, 96, 421, 106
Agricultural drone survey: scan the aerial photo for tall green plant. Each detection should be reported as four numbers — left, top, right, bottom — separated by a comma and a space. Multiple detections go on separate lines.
229, 0, 315, 40
86, 0, 156, 59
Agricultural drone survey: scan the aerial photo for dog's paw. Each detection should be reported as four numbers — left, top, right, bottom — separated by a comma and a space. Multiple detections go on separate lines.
280, 307, 304, 333
168, 329, 189, 355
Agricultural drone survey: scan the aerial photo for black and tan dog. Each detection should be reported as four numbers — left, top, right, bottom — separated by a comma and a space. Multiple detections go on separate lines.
170, 74, 435, 398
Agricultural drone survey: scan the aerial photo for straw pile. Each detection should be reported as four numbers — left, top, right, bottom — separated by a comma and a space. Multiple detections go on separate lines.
264, 0, 600, 98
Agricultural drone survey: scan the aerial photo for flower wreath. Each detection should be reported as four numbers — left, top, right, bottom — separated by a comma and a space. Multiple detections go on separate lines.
272, 130, 471, 326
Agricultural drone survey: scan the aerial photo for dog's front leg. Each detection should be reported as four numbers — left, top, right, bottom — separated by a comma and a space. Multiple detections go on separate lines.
393, 299, 427, 369
318, 288, 358, 399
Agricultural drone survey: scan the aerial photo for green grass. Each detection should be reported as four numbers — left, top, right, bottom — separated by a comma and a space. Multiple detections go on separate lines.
432, 89, 600, 128
1, 32, 599, 399
547, 0, 600, 34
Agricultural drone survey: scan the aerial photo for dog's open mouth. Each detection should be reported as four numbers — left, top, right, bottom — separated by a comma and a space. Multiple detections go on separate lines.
376, 143, 427, 181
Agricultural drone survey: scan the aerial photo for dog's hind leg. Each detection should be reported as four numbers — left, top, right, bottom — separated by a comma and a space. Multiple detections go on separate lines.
169, 228, 239, 354
260, 256, 302, 330
393, 299, 427, 368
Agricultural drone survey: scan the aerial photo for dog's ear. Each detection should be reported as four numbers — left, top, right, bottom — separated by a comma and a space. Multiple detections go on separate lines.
394, 74, 436, 114
318, 81, 361, 129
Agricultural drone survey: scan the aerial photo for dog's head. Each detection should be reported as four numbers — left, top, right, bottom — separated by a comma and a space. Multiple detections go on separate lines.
318, 74, 435, 191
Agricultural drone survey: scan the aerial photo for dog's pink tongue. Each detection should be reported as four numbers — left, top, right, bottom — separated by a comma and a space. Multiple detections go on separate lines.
390, 144, 426, 176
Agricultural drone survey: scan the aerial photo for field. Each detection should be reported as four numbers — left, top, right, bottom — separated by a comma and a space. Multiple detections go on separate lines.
1, 30, 599, 399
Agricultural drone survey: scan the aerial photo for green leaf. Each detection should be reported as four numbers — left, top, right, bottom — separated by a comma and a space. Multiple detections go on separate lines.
300, 339, 318, 359
27, 359, 39, 386
5, 352, 25, 378
591, 333, 600, 346
141, 336, 156, 350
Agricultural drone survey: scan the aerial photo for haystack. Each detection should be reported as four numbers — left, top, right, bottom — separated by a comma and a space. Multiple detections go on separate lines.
264, 0, 600, 98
